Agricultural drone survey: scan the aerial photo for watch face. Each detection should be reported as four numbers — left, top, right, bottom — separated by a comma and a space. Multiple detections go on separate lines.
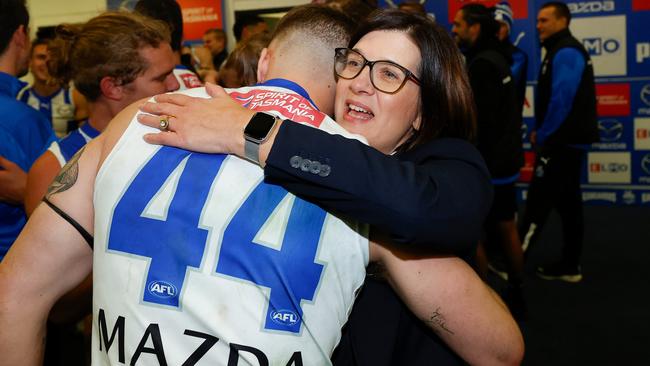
245, 113, 277, 141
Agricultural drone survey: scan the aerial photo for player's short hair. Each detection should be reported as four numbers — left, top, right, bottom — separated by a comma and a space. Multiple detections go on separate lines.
48, 11, 170, 101
272, 4, 355, 55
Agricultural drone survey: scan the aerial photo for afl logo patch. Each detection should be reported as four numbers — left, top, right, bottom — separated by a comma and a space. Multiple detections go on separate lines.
270, 309, 300, 326
147, 280, 177, 298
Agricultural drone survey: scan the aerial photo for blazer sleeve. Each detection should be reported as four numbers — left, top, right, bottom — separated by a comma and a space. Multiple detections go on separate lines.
264, 122, 493, 253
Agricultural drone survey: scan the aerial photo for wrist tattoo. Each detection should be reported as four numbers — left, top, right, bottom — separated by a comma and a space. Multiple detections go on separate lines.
46, 146, 85, 198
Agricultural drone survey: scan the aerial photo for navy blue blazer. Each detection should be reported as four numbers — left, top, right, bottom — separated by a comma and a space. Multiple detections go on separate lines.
264, 121, 493, 366
264, 122, 493, 254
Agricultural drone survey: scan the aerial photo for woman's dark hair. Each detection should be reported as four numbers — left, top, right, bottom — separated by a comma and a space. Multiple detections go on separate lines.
349, 9, 476, 150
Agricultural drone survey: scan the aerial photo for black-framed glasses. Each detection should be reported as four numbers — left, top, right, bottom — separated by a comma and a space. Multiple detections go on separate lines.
334, 48, 421, 94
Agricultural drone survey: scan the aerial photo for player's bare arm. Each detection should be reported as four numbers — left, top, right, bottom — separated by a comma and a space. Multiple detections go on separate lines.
0, 125, 110, 366
370, 242, 524, 366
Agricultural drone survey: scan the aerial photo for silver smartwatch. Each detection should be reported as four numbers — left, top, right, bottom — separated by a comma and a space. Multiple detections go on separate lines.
243, 112, 279, 164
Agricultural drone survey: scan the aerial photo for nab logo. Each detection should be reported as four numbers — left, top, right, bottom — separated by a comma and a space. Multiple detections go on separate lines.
271, 309, 300, 326
641, 154, 650, 175
590, 162, 628, 173
598, 119, 623, 141
584, 38, 620, 56
568, 1, 614, 14
147, 280, 177, 299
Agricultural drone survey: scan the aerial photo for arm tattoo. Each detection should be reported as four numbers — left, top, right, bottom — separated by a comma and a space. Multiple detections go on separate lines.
46, 146, 85, 198
427, 307, 454, 335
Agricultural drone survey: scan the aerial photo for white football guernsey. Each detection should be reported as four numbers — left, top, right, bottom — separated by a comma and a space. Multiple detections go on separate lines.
18, 86, 75, 138
92, 80, 369, 366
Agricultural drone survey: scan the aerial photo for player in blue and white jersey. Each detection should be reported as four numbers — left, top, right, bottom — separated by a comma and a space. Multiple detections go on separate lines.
17, 38, 87, 138
21, 12, 180, 217
0, 6, 522, 366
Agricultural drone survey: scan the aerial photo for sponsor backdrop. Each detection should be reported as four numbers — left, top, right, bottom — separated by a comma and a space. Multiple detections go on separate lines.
379, 0, 650, 206
107, 0, 223, 42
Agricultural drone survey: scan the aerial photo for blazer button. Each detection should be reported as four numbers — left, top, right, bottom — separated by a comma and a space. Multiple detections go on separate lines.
309, 161, 321, 174
300, 159, 312, 172
290, 155, 302, 169
319, 164, 331, 177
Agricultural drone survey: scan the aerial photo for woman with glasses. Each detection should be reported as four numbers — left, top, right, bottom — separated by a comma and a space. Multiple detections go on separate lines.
138, 9, 501, 366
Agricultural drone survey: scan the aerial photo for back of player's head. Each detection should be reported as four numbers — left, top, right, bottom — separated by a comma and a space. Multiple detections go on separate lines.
541, 1, 571, 25
271, 4, 355, 62
134, 0, 183, 52
48, 11, 170, 101
0, 0, 29, 56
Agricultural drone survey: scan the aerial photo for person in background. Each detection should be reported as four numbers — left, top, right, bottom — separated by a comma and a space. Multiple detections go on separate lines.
218, 32, 270, 88
452, 3, 525, 316
203, 28, 228, 69
493, 1, 528, 117
23, 11, 180, 216
233, 14, 268, 44
0, 0, 56, 261
18, 37, 88, 138
135, 0, 202, 91
520, 1, 599, 282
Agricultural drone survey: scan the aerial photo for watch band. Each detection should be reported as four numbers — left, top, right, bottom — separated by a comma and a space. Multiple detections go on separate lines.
243, 112, 279, 164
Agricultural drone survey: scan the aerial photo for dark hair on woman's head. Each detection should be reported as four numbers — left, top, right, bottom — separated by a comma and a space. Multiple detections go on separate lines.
48, 11, 170, 101
349, 9, 476, 149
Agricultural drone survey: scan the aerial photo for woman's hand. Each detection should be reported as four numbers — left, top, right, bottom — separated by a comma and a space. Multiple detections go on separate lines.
137, 83, 255, 156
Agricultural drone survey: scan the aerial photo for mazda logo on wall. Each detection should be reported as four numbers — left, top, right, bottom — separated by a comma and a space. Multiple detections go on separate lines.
642, 84, 650, 107
598, 119, 623, 141
641, 154, 650, 175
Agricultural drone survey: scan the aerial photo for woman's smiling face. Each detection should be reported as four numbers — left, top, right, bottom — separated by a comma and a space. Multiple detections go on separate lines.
334, 30, 422, 154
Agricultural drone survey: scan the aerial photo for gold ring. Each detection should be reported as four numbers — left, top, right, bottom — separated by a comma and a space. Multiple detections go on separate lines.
159, 116, 171, 131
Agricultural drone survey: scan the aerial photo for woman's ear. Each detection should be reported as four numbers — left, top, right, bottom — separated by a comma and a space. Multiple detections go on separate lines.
412, 113, 422, 132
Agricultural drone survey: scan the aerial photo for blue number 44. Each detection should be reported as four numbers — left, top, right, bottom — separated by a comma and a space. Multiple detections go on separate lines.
108, 147, 325, 333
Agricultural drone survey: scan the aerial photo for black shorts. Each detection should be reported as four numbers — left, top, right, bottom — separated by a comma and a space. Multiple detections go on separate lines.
487, 182, 517, 222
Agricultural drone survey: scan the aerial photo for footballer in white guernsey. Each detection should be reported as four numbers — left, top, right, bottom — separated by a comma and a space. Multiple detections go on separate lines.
92, 81, 369, 365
